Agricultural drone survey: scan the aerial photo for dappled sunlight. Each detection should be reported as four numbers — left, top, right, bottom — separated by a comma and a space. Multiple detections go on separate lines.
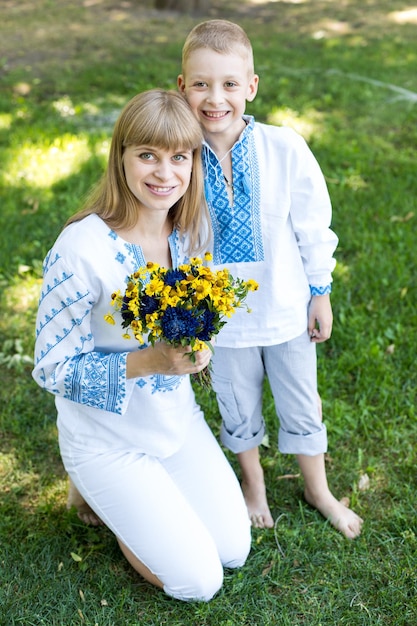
388, 7, 417, 24
4, 135, 92, 189
4, 272, 41, 315
39, 477, 68, 506
0, 450, 40, 498
333, 260, 350, 282
1, 272, 41, 360
0, 113, 13, 129
267, 106, 325, 140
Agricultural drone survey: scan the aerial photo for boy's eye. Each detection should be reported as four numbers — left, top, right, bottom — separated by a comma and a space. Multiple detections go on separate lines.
193, 81, 207, 88
225, 81, 237, 88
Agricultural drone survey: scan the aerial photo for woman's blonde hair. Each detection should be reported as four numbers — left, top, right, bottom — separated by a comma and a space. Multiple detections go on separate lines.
182, 20, 254, 75
66, 89, 210, 254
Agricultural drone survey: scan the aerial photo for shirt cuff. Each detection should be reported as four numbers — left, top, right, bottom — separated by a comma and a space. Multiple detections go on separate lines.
310, 284, 332, 296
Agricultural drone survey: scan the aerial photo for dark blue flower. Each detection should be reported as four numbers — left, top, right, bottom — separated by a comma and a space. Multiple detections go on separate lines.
161, 306, 200, 341
196, 309, 217, 340
140, 295, 159, 316
164, 269, 187, 287
121, 296, 135, 325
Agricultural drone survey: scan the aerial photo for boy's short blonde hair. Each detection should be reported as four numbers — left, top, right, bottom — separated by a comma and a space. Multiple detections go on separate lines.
182, 19, 254, 74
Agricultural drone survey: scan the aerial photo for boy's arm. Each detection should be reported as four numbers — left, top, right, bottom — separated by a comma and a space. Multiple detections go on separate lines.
308, 294, 333, 342
288, 130, 338, 289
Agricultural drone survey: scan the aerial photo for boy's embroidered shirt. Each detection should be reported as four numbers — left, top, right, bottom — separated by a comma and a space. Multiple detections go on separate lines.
32, 214, 198, 458
203, 116, 339, 348
203, 117, 264, 264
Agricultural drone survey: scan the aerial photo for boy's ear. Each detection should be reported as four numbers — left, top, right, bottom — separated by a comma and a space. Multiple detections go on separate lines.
177, 75, 185, 92
246, 74, 259, 102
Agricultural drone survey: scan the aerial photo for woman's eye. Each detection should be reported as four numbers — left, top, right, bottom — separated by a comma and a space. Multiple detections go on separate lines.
139, 153, 154, 160
172, 154, 186, 162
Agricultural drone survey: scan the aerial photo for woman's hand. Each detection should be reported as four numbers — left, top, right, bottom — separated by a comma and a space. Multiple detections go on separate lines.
126, 341, 212, 379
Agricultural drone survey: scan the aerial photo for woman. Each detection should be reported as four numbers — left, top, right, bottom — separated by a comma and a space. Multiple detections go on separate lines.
32, 89, 251, 602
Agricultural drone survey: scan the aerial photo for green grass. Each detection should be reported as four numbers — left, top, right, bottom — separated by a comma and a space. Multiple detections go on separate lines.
1, 1, 417, 624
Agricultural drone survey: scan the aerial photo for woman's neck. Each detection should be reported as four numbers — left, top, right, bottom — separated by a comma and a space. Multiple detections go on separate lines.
114, 215, 174, 267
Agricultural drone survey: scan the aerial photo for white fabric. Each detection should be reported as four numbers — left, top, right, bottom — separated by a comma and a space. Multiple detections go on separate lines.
59, 407, 250, 602
33, 214, 201, 457
209, 121, 338, 348
32, 214, 251, 601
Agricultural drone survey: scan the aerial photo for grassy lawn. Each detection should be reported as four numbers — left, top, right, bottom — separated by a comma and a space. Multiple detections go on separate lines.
1, 1, 416, 624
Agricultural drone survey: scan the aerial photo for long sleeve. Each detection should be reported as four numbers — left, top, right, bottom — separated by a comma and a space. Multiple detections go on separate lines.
286, 129, 338, 291
33, 250, 130, 415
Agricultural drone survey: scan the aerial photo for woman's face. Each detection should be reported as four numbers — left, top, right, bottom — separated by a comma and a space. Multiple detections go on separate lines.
123, 145, 193, 214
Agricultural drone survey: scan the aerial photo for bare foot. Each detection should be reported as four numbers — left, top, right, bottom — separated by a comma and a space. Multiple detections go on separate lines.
67, 478, 103, 526
304, 488, 363, 539
241, 479, 274, 529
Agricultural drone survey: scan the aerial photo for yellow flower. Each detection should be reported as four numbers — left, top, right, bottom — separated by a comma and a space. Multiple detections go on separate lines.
110, 291, 122, 306
246, 279, 259, 291
108, 255, 258, 374
104, 313, 116, 325
145, 277, 165, 296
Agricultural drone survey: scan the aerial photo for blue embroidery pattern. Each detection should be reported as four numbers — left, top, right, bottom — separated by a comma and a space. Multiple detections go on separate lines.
150, 374, 183, 394
65, 351, 126, 413
203, 117, 264, 264
310, 284, 332, 296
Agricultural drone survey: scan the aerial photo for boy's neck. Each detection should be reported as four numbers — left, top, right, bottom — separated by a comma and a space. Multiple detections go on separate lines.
204, 118, 247, 159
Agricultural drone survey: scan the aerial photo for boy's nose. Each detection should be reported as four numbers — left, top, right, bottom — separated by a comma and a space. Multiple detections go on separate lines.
206, 86, 224, 106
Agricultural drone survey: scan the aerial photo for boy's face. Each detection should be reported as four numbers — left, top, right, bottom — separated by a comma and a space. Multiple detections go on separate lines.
178, 48, 258, 141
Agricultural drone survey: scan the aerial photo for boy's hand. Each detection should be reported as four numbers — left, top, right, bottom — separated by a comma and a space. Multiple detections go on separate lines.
308, 294, 333, 342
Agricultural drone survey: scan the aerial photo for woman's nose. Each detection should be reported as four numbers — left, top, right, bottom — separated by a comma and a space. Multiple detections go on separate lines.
154, 159, 172, 180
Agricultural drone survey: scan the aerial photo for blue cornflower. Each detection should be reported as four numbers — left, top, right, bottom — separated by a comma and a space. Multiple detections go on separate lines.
121, 296, 135, 324
161, 306, 200, 341
196, 308, 217, 341
140, 295, 159, 316
164, 269, 187, 287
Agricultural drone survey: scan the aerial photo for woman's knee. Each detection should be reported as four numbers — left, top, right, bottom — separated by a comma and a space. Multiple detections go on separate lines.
218, 515, 251, 570
164, 561, 224, 602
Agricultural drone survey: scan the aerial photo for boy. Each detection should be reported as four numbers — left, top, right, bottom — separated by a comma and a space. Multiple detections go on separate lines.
178, 19, 363, 538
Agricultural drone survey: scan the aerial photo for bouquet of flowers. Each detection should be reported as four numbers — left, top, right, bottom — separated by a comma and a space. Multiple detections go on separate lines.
105, 252, 258, 388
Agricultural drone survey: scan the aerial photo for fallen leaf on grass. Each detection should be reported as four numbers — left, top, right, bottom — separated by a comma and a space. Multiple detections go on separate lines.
277, 473, 301, 480
262, 562, 273, 576
390, 211, 414, 222
358, 473, 370, 491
